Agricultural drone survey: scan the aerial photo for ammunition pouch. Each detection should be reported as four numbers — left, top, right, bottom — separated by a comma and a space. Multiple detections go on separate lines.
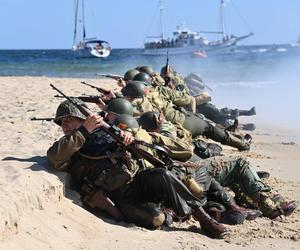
70, 148, 139, 193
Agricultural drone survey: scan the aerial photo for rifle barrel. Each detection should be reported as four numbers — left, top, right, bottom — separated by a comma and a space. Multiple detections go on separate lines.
31, 117, 54, 121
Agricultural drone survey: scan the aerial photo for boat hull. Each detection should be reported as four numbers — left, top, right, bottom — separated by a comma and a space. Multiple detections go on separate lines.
142, 42, 235, 56
73, 47, 111, 58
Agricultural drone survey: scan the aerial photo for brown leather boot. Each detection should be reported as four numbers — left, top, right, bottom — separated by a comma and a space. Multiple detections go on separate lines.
228, 203, 262, 220
267, 200, 299, 219
193, 207, 226, 238
87, 189, 124, 221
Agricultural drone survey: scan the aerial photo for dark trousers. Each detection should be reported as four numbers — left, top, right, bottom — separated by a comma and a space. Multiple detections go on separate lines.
117, 168, 203, 217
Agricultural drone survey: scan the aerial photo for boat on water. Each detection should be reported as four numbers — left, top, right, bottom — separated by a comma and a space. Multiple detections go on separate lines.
142, 0, 253, 56
72, 0, 111, 58
290, 36, 300, 47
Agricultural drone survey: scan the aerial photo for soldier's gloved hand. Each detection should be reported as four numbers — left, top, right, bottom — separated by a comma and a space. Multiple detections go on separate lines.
83, 114, 103, 133
120, 131, 134, 146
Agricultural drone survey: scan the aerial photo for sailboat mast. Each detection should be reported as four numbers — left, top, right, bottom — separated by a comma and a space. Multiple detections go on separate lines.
73, 0, 80, 49
159, 0, 165, 41
220, 0, 226, 38
82, 0, 86, 40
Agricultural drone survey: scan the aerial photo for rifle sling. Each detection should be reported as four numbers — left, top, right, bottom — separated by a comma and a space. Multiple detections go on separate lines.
134, 140, 169, 155
78, 151, 124, 160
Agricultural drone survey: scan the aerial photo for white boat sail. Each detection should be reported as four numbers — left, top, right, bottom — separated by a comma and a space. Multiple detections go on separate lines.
72, 0, 111, 58
142, 0, 253, 56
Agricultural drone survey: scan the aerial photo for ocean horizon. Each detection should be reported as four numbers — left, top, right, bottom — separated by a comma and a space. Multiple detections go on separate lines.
1, 44, 300, 132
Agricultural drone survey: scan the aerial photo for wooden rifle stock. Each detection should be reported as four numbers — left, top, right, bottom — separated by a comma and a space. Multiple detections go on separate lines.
54, 94, 103, 104
81, 81, 111, 95
96, 73, 123, 81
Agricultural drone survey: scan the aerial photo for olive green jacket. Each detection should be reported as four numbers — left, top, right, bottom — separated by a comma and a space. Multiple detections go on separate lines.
47, 126, 90, 171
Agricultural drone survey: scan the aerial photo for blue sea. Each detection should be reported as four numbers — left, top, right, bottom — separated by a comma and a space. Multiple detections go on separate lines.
1, 45, 300, 133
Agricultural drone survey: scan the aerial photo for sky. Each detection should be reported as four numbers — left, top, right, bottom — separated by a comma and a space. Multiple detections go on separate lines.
0, 0, 299, 49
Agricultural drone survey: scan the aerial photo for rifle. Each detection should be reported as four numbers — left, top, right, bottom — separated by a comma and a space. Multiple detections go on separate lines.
30, 117, 54, 121
80, 81, 111, 95
96, 73, 123, 81
50, 84, 165, 168
163, 51, 171, 87
54, 94, 103, 104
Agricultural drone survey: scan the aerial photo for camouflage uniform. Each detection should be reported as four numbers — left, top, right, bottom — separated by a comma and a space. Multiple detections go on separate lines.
126, 84, 250, 151
198, 156, 270, 197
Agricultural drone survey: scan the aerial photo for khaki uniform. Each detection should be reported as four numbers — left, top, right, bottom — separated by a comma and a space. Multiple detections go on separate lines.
47, 126, 140, 192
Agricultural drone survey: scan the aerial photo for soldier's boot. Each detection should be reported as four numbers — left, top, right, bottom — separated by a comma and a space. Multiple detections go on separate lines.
255, 192, 298, 219
117, 201, 165, 229
210, 187, 260, 223
222, 131, 251, 151
193, 206, 226, 238
227, 202, 262, 221
163, 208, 180, 226
238, 106, 256, 116
225, 118, 239, 133
87, 189, 124, 221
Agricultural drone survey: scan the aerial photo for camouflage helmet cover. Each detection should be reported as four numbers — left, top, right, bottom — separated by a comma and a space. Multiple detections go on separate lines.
54, 98, 87, 126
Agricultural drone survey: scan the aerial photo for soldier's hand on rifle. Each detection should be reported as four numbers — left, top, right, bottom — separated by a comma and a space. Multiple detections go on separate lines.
95, 98, 107, 111
154, 112, 165, 128
83, 114, 103, 133
101, 90, 116, 101
117, 78, 126, 88
120, 131, 134, 146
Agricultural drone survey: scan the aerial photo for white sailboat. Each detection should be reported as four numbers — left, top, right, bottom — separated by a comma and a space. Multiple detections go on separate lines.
72, 0, 111, 58
142, 0, 253, 56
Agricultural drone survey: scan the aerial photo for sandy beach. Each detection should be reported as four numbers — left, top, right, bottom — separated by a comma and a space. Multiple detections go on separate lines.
0, 76, 299, 250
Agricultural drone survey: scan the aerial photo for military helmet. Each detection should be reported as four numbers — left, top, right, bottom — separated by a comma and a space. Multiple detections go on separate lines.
54, 98, 87, 126
135, 65, 142, 71
114, 114, 139, 130
121, 81, 147, 98
137, 111, 160, 131
132, 72, 152, 85
106, 98, 133, 116
124, 69, 139, 81
139, 66, 154, 76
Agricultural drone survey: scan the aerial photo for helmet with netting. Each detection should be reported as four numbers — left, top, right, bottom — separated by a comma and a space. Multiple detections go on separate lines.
54, 98, 87, 126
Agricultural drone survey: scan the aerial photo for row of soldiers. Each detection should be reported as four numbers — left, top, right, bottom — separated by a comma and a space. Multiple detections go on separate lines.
45, 64, 298, 238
